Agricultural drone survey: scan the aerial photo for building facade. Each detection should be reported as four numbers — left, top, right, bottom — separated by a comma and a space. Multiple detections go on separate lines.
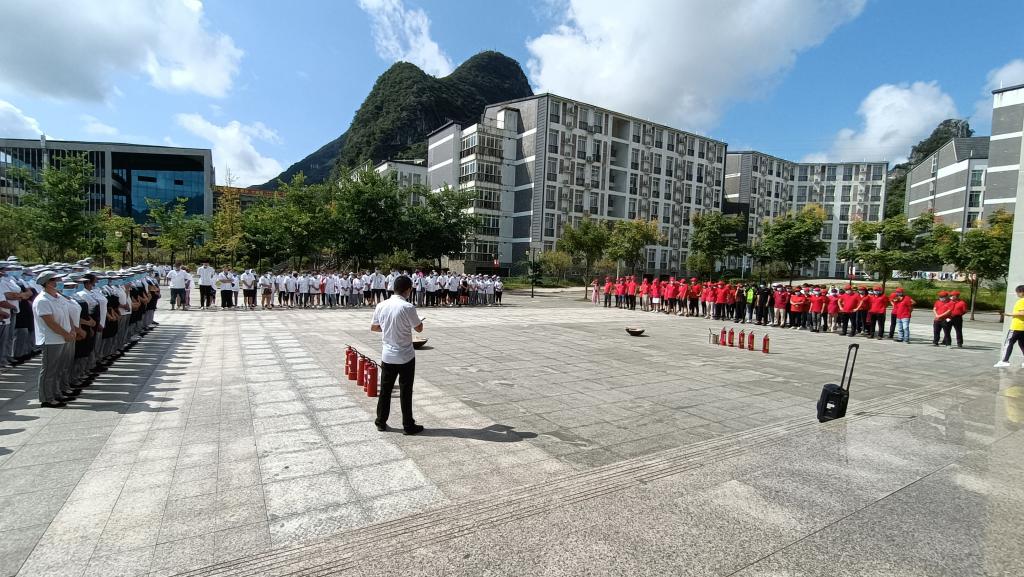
725, 151, 888, 278
373, 159, 427, 205
427, 93, 728, 274
0, 137, 214, 223
993, 84, 1024, 328
906, 137, 989, 231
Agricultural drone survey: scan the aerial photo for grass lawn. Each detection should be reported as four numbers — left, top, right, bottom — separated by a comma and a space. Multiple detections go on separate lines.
503, 277, 584, 290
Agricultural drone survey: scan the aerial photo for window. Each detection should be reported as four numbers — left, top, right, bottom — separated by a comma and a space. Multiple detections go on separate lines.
592, 140, 601, 160
548, 130, 559, 154
666, 132, 675, 152
589, 192, 599, 215
871, 164, 884, 180
797, 186, 807, 203
970, 169, 984, 187
629, 174, 638, 195
545, 185, 556, 209
930, 156, 938, 176
549, 106, 560, 123
968, 191, 982, 208
869, 185, 881, 202
695, 185, 703, 205
665, 157, 673, 177
631, 149, 640, 170
628, 198, 637, 219
683, 207, 691, 226
577, 136, 587, 159
838, 224, 849, 240
843, 165, 854, 181
138, 175, 157, 183
826, 165, 837, 181
477, 215, 500, 236
841, 185, 851, 202
544, 214, 555, 237
798, 166, 809, 182
868, 205, 879, 220
591, 166, 600, 187
686, 136, 694, 156
840, 205, 850, 221
824, 185, 835, 202
698, 140, 706, 159
696, 165, 704, 183
821, 224, 833, 240
547, 159, 557, 182
651, 202, 659, 220
574, 192, 584, 213
173, 179, 184, 186
966, 212, 981, 229
632, 123, 641, 143
685, 161, 694, 181
575, 165, 586, 186
655, 129, 664, 148
654, 154, 662, 175
662, 204, 671, 224
651, 177, 660, 199
592, 112, 603, 133
683, 184, 692, 203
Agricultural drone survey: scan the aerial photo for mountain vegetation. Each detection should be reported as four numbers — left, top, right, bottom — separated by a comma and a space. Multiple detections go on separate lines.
258, 50, 533, 188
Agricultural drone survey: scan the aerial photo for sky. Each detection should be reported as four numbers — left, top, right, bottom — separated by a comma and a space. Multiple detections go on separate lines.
1, 0, 1023, 187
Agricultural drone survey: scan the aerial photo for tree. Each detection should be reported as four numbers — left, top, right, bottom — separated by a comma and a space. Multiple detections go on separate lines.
8, 153, 94, 261
758, 205, 828, 284
98, 208, 136, 267
406, 186, 478, 269
607, 219, 664, 275
842, 212, 936, 291
147, 197, 207, 264
539, 250, 572, 280
932, 209, 1013, 320
210, 187, 244, 266
332, 168, 407, 267
689, 212, 744, 278
559, 215, 609, 294
0, 203, 29, 260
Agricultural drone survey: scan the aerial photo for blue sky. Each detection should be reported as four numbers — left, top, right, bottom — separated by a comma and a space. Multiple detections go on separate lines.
1, 0, 1023, 186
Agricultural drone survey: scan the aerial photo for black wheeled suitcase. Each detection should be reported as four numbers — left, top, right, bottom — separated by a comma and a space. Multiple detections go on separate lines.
816, 343, 858, 423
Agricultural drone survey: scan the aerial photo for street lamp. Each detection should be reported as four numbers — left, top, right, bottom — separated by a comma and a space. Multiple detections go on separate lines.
141, 232, 151, 263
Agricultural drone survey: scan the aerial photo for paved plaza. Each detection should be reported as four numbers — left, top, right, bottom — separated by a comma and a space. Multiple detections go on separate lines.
0, 290, 1021, 576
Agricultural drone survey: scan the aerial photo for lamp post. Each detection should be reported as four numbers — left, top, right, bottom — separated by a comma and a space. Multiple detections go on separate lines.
141, 232, 151, 263
114, 230, 124, 267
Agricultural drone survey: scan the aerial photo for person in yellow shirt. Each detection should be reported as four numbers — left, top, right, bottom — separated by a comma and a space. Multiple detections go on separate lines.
995, 284, 1024, 368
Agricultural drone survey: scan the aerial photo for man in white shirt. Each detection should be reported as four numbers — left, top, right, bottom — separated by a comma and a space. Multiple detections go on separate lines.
216, 267, 235, 309
240, 269, 257, 309
167, 263, 189, 310
370, 275, 424, 435
33, 271, 77, 407
385, 269, 397, 299
351, 274, 362, 307
196, 261, 216, 309
446, 273, 460, 307
0, 261, 31, 369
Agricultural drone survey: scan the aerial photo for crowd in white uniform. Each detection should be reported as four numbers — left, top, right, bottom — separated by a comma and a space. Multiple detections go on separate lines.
1, 258, 161, 408
158, 264, 505, 310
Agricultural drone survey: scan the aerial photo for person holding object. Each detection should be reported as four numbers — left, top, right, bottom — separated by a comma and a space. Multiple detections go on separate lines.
995, 284, 1024, 368
370, 274, 424, 435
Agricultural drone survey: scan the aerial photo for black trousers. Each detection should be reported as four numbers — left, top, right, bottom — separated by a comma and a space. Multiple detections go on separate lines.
756, 304, 769, 324
376, 358, 416, 430
839, 312, 851, 335
867, 313, 885, 337
220, 289, 234, 308
1002, 330, 1024, 362
170, 288, 186, 308
888, 312, 897, 338
950, 316, 964, 346
933, 320, 952, 345
854, 310, 867, 334
199, 285, 214, 307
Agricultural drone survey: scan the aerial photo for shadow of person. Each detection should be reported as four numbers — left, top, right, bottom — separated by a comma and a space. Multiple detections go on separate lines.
416, 423, 537, 442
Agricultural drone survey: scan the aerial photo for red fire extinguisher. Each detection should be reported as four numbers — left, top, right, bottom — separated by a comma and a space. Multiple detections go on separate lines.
719, 327, 726, 346
762, 334, 770, 354
365, 361, 378, 397
727, 328, 735, 347
737, 329, 745, 351
747, 331, 755, 351
356, 355, 366, 387
345, 346, 356, 380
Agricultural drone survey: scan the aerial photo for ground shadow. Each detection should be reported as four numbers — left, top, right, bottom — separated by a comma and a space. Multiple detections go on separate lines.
414, 423, 537, 442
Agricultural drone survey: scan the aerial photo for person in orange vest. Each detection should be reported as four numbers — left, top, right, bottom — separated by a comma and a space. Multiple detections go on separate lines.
603, 277, 613, 308
866, 285, 889, 339
948, 290, 967, 348
892, 289, 915, 343
932, 290, 954, 346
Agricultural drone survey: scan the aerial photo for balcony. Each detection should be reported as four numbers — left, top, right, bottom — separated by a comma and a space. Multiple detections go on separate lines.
476, 226, 500, 237
471, 198, 501, 211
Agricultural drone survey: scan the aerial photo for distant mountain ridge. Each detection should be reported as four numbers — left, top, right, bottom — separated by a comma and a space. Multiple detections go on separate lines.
256, 51, 533, 188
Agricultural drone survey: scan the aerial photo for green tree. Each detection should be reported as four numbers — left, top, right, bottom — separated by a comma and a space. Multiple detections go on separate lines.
8, 153, 94, 261
558, 215, 609, 293
607, 219, 664, 275
0, 203, 30, 260
241, 200, 290, 269
147, 197, 207, 264
758, 205, 828, 284
406, 186, 478, 268
539, 250, 572, 280
841, 212, 936, 291
98, 208, 136, 267
331, 169, 407, 267
932, 209, 1013, 319
210, 187, 244, 265
689, 211, 743, 278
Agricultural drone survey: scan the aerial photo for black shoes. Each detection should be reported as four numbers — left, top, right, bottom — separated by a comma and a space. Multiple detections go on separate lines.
41, 402, 67, 408
403, 425, 424, 436
374, 423, 387, 432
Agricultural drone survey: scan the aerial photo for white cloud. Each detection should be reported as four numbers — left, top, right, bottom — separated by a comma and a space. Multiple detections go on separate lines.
971, 59, 1024, 134
357, 0, 453, 77
808, 82, 957, 164
526, 0, 866, 131
175, 113, 283, 187
82, 115, 119, 137
0, 0, 242, 101
0, 100, 43, 138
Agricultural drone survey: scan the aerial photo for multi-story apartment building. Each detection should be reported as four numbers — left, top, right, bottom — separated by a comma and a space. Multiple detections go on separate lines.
905, 137, 989, 230
725, 151, 887, 278
988, 84, 1024, 216
0, 136, 214, 223
427, 94, 727, 274
373, 159, 427, 205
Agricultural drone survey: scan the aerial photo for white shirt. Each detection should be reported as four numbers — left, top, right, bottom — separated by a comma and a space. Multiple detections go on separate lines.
370, 273, 384, 290
258, 275, 273, 289
386, 273, 396, 291
1, 276, 22, 316
33, 292, 72, 345
216, 272, 235, 290
371, 295, 421, 364
352, 277, 362, 291
168, 269, 188, 289
197, 265, 216, 285
240, 272, 256, 289
89, 287, 108, 328
447, 276, 460, 291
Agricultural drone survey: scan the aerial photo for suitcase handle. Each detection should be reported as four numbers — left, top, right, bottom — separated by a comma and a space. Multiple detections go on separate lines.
840, 343, 858, 391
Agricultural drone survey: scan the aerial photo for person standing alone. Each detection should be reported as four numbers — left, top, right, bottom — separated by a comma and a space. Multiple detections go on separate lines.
370, 275, 424, 435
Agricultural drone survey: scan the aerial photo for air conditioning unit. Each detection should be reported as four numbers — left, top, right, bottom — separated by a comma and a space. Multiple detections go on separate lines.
586, 155, 593, 162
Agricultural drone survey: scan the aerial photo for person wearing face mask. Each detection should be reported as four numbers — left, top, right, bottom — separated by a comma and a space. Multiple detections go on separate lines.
56, 278, 86, 396
948, 290, 967, 348
32, 271, 79, 407
83, 273, 106, 371
866, 285, 889, 339
370, 274, 424, 435
167, 263, 189, 310
6, 262, 38, 365
0, 261, 32, 370
241, 269, 256, 310
67, 275, 98, 387
932, 290, 954, 347
197, 261, 217, 309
